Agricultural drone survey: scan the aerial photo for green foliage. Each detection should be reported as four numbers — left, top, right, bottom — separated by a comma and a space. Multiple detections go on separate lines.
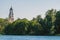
55, 11, 60, 34
1, 9, 60, 35
44, 9, 56, 35
27, 20, 43, 35
0, 18, 9, 34
4, 18, 29, 35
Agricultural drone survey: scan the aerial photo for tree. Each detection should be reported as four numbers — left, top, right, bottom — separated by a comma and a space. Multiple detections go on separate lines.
0, 18, 9, 34
27, 20, 43, 35
44, 9, 56, 35
4, 18, 29, 35
27, 15, 45, 35
55, 11, 60, 34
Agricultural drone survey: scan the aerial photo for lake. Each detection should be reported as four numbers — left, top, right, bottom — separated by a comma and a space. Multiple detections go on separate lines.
0, 36, 60, 40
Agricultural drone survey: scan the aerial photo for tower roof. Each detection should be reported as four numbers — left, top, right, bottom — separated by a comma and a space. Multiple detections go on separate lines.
10, 6, 13, 10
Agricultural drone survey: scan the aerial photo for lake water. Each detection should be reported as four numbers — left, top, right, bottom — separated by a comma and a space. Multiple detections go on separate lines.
0, 36, 60, 40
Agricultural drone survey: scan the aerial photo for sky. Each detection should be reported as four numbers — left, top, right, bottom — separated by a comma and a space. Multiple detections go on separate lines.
0, 0, 60, 20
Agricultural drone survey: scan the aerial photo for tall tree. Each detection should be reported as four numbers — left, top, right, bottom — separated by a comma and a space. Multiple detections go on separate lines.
55, 11, 60, 34
44, 9, 56, 35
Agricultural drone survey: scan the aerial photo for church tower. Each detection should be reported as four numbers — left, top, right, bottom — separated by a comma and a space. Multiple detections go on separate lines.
8, 6, 14, 23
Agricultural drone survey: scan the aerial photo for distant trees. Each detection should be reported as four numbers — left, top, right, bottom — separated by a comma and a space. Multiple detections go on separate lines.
1, 9, 60, 35
0, 18, 9, 34
55, 11, 60, 34
4, 18, 29, 35
27, 19, 43, 35
44, 9, 56, 35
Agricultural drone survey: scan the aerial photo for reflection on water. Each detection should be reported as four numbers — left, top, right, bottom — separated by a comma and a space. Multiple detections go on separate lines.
0, 36, 60, 40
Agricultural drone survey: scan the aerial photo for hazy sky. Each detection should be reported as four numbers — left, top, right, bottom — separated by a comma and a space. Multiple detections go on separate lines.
0, 0, 60, 20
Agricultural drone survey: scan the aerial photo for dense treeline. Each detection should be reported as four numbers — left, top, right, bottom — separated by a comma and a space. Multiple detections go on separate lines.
0, 9, 60, 35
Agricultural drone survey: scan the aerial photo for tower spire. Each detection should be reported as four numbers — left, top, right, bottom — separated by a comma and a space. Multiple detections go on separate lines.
8, 6, 14, 23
